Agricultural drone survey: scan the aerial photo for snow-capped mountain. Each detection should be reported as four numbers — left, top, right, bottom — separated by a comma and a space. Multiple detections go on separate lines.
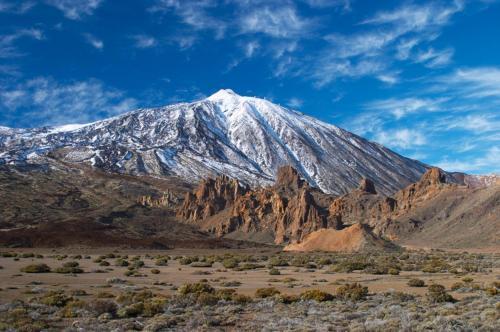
0, 89, 430, 195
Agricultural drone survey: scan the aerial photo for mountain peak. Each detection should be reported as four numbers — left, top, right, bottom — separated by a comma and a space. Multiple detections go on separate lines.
207, 89, 241, 102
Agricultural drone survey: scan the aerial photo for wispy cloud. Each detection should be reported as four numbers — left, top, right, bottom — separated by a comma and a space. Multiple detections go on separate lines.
287, 97, 303, 108
436, 67, 500, 98
304, 1, 463, 86
373, 128, 427, 149
435, 147, 500, 173
415, 47, 454, 68
83, 33, 103, 50
0, 77, 137, 127
45, 0, 103, 20
131, 34, 157, 49
0, 1, 35, 14
0, 28, 44, 58
150, 0, 226, 39
239, 6, 315, 39
365, 97, 444, 119
302, 0, 351, 11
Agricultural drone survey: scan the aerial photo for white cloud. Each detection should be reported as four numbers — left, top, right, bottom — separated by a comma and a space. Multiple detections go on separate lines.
131, 35, 157, 49
376, 73, 399, 85
415, 47, 454, 68
0, 77, 137, 126
150, 0, 226, 39
365, 97, 444, 119
0, 28, 44, 58
302, 0, 351, 11
308, 1, 463, 86
445, 114, 500, 132
437, 67, 500, 98
45, 0, 103, 20
83, 33, 103, 49
287, 97, 303, 108
239, 6, 314, 39
373, 128, 427, 149
244, 40, 259, 58
0, 1, 35, 14
361, 1, 464, 31
435, 147, 500, 173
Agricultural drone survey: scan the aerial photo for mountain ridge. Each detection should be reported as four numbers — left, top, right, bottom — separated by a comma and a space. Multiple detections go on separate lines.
0, 89, 463, 195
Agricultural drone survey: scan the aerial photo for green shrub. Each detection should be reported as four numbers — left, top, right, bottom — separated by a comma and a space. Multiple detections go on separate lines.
335, 283, 368, 301
196, 293, 219, 306
232, 294, 252, 304
427, 284, 455, 303
40, 291, 72, 307
179, 257, 196, 265
222, 258, 239, 269
61, 299, 86, 318
155, 258, 168, 266
215, 289, 236, 301
143, 297, 167, 317
276, 294, 300, 304
269, 268, 281, 275
117, 302, 144, 318
88, 299, 118, 317
190, 261, 213, 267
407, 278, 426, 287
115, 258, 129, 267
300, 289, 334, 302
255, 287, 280, 298
178, 282, 214, 295
132, 260, 145, 269
268, 256, 289, 267
21, 263, 51, 273
55, 262, 84, 274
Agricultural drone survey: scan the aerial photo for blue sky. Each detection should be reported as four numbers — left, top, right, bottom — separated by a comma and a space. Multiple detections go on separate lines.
0, 0, 499, 174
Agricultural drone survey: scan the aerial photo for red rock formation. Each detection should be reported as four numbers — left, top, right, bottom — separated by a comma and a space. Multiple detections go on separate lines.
175, 166, 468, 250
176, 166, 336, 244
358, 178, 377, 194
177, 175, 248, 222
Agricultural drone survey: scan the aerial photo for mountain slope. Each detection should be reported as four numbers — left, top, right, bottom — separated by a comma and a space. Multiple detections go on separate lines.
0, 89, 428, 195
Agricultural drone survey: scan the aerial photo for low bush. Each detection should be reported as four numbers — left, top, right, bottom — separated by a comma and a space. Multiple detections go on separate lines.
21, 264, 51, 273
255, 287, 280, 298
269, 268, 281, 275
222, 258, 239, 269
190, 261, 213, 268
151, 268, 160, 274
88, 299, 118, 317
427, 284, 455, 303
115, 258, 129, 267
55, 262, 84, 274
39, 291, 72, 307
155, 258, 168, 266
178, 282, 214, 295
232, 294, 252, 304
300, 289, 334, 302
407, 278, 426, 287
335, 283, 368, 301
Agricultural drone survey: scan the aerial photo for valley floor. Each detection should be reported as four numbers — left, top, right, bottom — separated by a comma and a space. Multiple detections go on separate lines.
0, 248, 498, 331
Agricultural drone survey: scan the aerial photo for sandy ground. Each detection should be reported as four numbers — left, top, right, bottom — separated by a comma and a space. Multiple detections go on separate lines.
1, 248, 498, 305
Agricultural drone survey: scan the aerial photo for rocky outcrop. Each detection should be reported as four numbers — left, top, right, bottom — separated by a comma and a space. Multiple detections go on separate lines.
175, 165, 498, 251
138, 190, 180, 208
177, 175, 249, 222
393, 167, 449, 212
176, 166, 336, 244
359, 178, 377, 194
